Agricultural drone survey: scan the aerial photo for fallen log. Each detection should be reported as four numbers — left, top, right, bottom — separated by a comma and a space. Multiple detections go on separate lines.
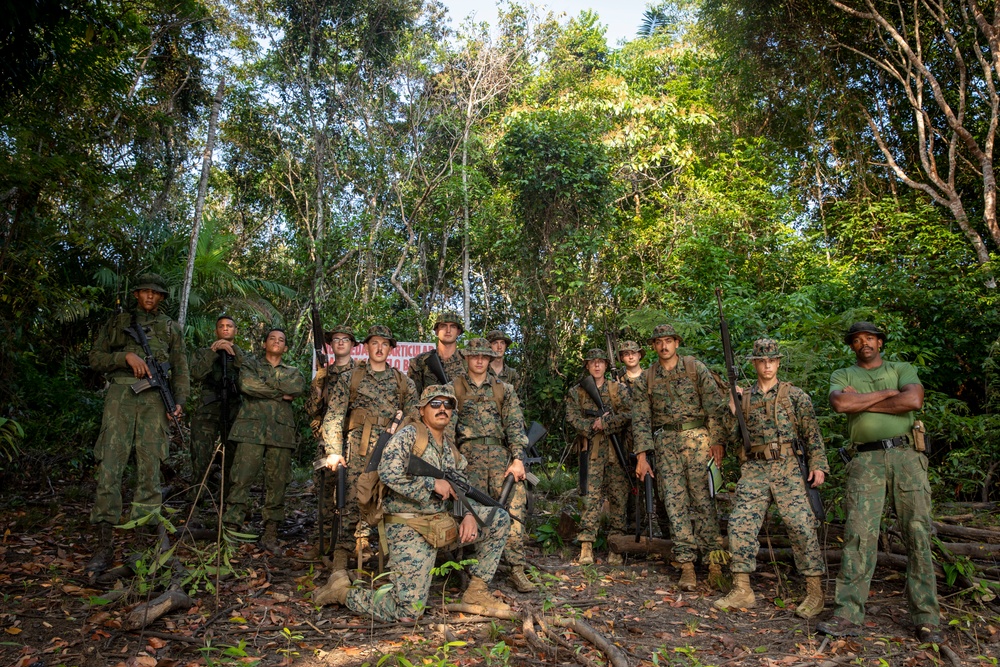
124, 589, 194, 631
535, 613, 599, 667
932, 522, 1000, 544
443, 603, 519, 620
550, 616, 629, 667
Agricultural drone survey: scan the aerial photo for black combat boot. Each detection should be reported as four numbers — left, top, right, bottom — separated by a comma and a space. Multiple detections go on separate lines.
85, 522, 115, 573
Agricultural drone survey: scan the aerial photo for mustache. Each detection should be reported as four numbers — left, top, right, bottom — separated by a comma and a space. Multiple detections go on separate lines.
434, 410, 449, 417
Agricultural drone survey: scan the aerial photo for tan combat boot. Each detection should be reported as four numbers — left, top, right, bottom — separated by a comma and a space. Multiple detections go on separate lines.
707, 561, 726, 590
795, 576, 825, 619
509, 566, 537, 593
578, 542, 594, 565
607, 551, 623, 566
260, 522, 281, 554
313, 570, 350, 606
461, 576, 511, 612
331, 548, 351, 571
713, 573, 755, 610
678, 562, 697, 591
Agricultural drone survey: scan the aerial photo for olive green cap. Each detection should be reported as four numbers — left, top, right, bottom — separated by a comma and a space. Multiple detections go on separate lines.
486, 329, 513, 347
648, 324, 682, 345
747, 338, 784, 360
418, 384, 457, 408
363, 325, 397, 348
461, 337, 500, 358
433, 311, 464, 334
326, 324, 357, 345
133, 273, 168, 296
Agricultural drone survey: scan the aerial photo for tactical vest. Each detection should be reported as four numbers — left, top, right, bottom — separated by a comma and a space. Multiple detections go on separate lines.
738, 381, 798, 461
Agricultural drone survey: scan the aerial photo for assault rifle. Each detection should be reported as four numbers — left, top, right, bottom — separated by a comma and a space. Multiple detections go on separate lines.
579, 375, 638, 496
362, 413, 405, 474
310, 302, 343, 557
496, 422, 547, 507
217, 349, 237, 443
426, 350, 449, 385
124, 314, 184, 442
407, 454, 523, 525
716, 288, 751, 459
629, 452, 655, 543
793, 439, 826, 522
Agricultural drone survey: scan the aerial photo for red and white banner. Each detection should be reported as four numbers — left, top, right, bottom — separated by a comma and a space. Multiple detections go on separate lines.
312, 342, 435, 377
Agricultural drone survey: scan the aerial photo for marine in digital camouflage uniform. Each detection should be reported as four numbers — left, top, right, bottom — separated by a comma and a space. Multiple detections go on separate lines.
408, 311, 466, 395
455, 338, 534, 591
189, 315, 243, 508
313, 385, 512, 621
316, 325, 418, 569
633, 324, 727, 590
713, 339, 828, 618
566, 349, 632, 566
86, 274, 190, 572
486, 329, 521, 392
818, 323, 942, 643
222, 329, 306, 552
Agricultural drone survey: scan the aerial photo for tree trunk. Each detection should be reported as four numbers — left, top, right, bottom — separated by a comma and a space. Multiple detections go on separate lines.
461, 130, 471, 330
179, 76, 225, 330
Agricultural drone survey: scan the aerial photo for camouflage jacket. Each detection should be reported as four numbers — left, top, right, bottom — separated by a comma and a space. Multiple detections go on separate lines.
89, 307, 190, 406
408, 348, 466, 396
379, 423, 469, 516
565, 378, 631, 440
632, 356, 727, 453
306, 359, 355, 420
733, 381, 829, 473
488, 363, 521, 392
190, 343, 245, 412
454, 375, 528, 460
228, 355, 306, 448
319, 363, 418, 458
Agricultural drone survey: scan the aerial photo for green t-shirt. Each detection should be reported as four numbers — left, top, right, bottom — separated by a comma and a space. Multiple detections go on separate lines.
829, 360, 921, 444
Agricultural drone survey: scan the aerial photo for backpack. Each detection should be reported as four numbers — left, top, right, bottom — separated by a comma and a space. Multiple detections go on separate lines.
356, 418, 429, 527
454, 375, 506, 413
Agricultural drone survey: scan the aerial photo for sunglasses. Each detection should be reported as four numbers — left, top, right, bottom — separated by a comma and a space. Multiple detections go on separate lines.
428, 399, 456, 410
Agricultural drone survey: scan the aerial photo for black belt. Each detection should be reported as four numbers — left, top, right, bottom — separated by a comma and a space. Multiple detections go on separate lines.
855, 435, 911, 453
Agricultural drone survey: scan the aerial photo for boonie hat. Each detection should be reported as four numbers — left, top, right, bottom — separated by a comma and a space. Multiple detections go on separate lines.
326, 324, 357, 345
363, 325, 397, 348
617, 340, 642, 360
843, 321, 886, 345
418, 384, 457, 408
433, 311, 464, 334
486, 329, 513, 347
584, 348, 609, 362
134, 273, 169, 296
461, 337, 500, 358
747, 338, 784, 360
648, 324, 682, 345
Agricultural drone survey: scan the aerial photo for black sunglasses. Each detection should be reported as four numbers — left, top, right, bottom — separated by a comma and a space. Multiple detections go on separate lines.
428, 399, 455, 410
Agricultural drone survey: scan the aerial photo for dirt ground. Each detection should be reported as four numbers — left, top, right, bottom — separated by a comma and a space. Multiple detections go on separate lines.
2, 474, 999, 667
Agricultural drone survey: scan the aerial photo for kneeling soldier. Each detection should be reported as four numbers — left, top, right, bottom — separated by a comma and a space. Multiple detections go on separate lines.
313, 385, 512, 621
713, 339, 827, 618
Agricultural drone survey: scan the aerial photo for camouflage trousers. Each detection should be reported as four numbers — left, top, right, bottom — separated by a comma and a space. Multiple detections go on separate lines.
653, 427, 723, 563
322, 427, 385, 554
91, 384, 169, 525
222, 443, 292, 526
189, 402, 238, 505
461, 440, 528, 566
728, 457, 824, 576
579, 436, 629, 543
833, 447, 939, 626
346, 510, 511, 622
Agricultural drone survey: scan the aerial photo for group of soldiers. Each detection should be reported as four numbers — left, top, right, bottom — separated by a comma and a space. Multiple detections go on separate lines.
83, 273, 943, 641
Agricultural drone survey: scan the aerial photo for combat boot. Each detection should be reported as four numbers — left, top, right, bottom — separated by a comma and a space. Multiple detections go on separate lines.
707, 561, 726, 590
606, 551, 623, 566
509, 566, 536, 593
678, 562, 697, 591
331, 548, 351, 571
260, 522, 281, 554
795, 576, 825, 619
713, 573, 755, 610
461, 576, 511, 612
313, 570, 350, 606
85, 522, 115, 573
578, 542, 594, 565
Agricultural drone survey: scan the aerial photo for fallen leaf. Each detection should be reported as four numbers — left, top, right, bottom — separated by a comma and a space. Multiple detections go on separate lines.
5, 627, 22, 635
147, 637, 167, 649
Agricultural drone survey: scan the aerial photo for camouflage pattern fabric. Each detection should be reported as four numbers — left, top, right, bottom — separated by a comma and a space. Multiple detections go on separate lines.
620, 371, 671, 535
306, 359, 355, 435
456, 375, 529, 566
318, 364, 418, 553
345, 423, 510, 621
89, 308, 189, 524
833, 447, 938, 626
189, 344, 244, 503
565, 379, 632, 543
734, 383, 827, 466
488, 363, 521, 391
223, 355, 305, 525
408, 349, 466, 396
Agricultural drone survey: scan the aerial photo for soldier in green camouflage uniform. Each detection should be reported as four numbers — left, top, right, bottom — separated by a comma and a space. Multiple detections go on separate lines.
306, 325, 356, 558
565, 349, 632, 566
189, 315, 243, 508
713, 339, 828, 618
818, 323, 942, 643
313, 385, 512, 621
317, 326, 418, 570
455, 338, 534, 592
222, 329, 306, 552
633, 324, 727, 590
86, 274, 190, 572
486, 329, 521, 392
408, 311, 466, 394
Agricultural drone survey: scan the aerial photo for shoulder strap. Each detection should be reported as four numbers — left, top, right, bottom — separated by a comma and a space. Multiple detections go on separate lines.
454, 376, 470, 411
683, 356, 698, 383
412, 422, 430, 458
646, 366, 655, 397
741, 385, 752, 418
348, 365, 365, 405
776, 381, 794, 421
393, 367, 408, 408
490, 377, 505, 413
608, 380, 621, 412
